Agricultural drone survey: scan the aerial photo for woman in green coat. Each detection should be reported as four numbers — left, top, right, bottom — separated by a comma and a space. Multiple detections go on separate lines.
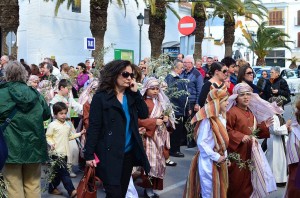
0, 61, 51, 198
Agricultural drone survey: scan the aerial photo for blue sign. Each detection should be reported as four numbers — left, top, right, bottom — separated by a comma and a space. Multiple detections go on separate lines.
84, 37, 95, 50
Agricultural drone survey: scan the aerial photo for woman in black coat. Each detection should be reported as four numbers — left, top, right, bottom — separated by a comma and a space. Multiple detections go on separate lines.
266, 66, 291, 106
85, 60, 150, 198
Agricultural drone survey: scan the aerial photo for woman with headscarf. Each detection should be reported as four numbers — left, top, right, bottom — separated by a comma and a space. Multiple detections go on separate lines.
265, 96, 291, 187
226, 83, 281, 198
137, 77, 176, 198
184, 88, 230, 198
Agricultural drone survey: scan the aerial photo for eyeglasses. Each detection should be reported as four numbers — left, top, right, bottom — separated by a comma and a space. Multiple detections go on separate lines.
221, 69, 228, 74
262, 73, 267, 76
183, 62, 192, 64
214, 59, 218, 61
120, 71, 135, 79
141, 67, 147, 70
245, 71, 254, 75
149, 87, 160, 91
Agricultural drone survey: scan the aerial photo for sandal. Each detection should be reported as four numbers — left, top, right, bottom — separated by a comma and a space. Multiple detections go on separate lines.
166, 159, 177, 166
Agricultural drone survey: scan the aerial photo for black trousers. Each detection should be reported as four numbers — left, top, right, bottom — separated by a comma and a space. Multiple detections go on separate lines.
170, 116, 184, 153
104, 151, 134, 198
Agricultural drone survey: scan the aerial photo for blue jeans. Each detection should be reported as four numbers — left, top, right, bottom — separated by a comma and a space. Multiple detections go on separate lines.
48, 156, 75, 195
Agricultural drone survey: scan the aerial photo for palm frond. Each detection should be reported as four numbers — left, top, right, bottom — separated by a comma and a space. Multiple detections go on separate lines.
166, 4, 180, 20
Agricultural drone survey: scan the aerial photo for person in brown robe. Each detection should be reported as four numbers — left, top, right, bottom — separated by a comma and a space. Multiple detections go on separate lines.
226, 83, 280, 198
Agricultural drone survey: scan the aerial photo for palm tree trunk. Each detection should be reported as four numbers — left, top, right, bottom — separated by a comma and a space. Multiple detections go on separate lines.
256, 57, 266, 66
193, 4, 206, 60
149, 0, 166, 58
90, 0, 109, 68
0, 0, 19, 58
223, 14, 235, 57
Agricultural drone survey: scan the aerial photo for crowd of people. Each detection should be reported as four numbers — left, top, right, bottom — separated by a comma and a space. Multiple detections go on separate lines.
0, 53, 300, 198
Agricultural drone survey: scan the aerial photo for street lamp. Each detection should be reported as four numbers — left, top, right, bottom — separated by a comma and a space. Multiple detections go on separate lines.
137, 13, 144, 63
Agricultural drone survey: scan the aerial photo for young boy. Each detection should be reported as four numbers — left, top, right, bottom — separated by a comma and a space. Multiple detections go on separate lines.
46, 102, 85, 197
50, 79, 83, 177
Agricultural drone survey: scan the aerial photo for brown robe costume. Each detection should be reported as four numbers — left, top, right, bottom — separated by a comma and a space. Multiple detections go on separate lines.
226, 106, 269, 198
137, 98, 169, 190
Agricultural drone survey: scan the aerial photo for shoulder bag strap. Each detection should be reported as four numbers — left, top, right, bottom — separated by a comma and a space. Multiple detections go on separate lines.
0, 107, 18, 133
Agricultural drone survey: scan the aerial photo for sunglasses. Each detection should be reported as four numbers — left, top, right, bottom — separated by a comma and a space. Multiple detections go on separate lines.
245, 71, 254, 75
221, 69, 228, 74
121, 71, 134, 79
149, 86, 160, 91
141, 67, 147, 70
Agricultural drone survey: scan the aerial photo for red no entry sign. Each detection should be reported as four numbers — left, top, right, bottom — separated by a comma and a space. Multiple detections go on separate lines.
178, 16, 196, 36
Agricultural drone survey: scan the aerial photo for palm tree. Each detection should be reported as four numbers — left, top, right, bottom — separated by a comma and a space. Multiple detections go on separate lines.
191, 1, 210, 60
213, 0, 267, 57
0, 0, 19, 57
245, 22, 293, 66
146, 0, 180, 58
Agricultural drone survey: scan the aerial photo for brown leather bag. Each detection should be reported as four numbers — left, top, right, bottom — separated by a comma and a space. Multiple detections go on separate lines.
77, 166, 101, 198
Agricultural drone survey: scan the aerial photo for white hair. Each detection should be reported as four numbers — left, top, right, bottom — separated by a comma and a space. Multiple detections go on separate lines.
183, 55, 195, 65
1, 55, 9, 62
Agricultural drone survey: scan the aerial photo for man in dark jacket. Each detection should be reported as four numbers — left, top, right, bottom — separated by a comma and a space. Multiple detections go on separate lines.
165, 60, 188, 157
202, 57, 213, 83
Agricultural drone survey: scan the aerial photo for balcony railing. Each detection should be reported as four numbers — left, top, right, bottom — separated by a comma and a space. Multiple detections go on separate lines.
267, 19, 285, 26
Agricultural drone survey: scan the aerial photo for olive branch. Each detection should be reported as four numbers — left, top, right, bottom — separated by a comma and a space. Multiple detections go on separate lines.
0, 173, 8, 198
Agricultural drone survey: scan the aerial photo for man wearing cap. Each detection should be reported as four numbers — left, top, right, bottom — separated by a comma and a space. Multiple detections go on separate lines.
226, 83, 281, 198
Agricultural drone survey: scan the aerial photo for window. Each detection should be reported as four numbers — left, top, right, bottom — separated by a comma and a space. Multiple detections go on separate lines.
269, 11, 283, 25
298, 32, 300, 47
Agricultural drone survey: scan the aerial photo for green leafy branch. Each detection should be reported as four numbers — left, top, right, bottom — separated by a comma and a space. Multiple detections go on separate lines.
41, 151, 71, 192
0, 173, 8, 198
227, 152, 255, 171
249, 127, 260, 139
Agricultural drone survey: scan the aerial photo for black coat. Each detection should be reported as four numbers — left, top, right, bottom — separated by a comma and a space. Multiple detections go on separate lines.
265, 76, 291, 103
84, 89, 150, 185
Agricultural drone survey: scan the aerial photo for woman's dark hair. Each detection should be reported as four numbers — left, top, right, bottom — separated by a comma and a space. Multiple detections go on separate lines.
53, 102, 68, 115
30, 64, 40, 75
58, 79, 71, 90
296, 99, 300, 124
132, 64, 142, 83
237, 65, 253, 83
97, 60, 133, 94
208, 62, 223, 76
78, 62, 87, 74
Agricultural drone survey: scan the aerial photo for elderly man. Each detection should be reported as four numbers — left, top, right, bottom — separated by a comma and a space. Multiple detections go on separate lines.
165, 60, 188, 157
202, 57, 214, 83
40, 62, 58, 87
180, 55, 203, 147
226, 83, 281, 198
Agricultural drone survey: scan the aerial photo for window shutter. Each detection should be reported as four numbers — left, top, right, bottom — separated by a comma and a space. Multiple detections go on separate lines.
298, 10, 300, 25
298, 32, 300, 47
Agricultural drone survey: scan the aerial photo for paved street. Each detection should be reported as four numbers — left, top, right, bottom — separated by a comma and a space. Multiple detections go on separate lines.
42, 97, 299, 198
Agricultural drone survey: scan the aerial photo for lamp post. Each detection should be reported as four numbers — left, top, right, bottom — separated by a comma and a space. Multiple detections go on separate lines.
137, 13, 144, 63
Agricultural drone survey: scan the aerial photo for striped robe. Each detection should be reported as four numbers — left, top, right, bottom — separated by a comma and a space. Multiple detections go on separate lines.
285, 122, 300, 197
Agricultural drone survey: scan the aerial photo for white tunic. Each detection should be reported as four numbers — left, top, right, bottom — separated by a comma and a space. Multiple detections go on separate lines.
266, 115, 288, 183
197, 115, 226, 198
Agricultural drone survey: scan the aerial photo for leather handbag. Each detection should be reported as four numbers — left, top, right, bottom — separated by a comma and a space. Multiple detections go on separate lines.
77, 166, 101, 198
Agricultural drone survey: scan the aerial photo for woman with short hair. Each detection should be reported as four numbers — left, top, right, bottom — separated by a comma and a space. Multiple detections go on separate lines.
266, 66, 291, 106
0, 61, 51, 198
